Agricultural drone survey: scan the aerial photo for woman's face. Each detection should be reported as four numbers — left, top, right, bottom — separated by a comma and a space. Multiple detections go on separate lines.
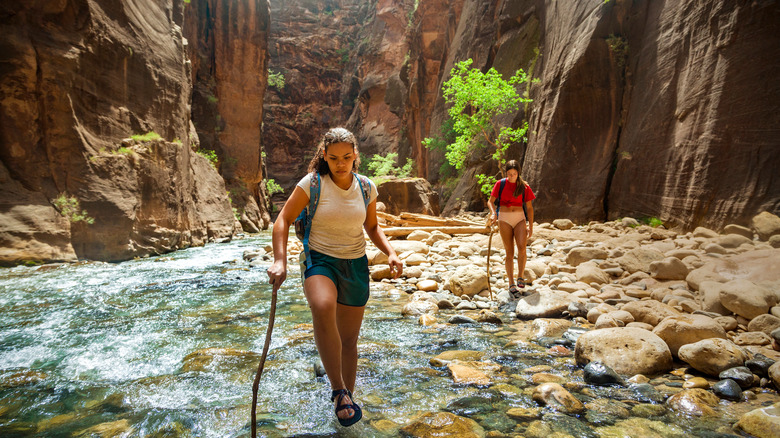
507, 168, 519, 183
324, 141, 357, 178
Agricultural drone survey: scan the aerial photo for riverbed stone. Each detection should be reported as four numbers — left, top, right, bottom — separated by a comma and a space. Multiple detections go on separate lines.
515, 290, 571, 319
447, 361, 491, 386
402, 300, 439, 317
735, 402, 780, 438
390, 240, 429, 255
768, 361, 780, 390
748, 314, 780, 335
697, 281, 731, 315
575, 327, 673, 376
566, 247, 608, 267
733, 331, 773, 346
595, 417, 685, 437
724, 224, 754, 239
576, 262, 611, 284
416, 279, 439, 292
399, 411, 485, 438
616, 248, 665, 274
584, 361, 625, 386
553, 219, 575, 230
712, 379, 743, 401
719, 279, 777, 319
621, 300, 681, 326
649, 257, 689, 280
181, 348, 259, 373
719, 366, 755, 389
652, 314, 727, 356
75, 419, 134, 438
429, 350, 485, 367
745, 354, 775, 377
678, 338, 748, 376
682, 377, 709, 389
531, 382, 585, 414
446, 265, 489, 297
506, 406, 542, 421
752, 211, 780, 241
666, 388, 719, 416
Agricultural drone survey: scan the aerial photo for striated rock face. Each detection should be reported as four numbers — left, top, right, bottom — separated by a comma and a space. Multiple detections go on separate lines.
0, 0, 235, 265
184, 0, 271, 232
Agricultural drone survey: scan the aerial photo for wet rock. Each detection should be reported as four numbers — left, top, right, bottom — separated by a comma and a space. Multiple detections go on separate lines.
448, 315, 477, 325
666, 389, 719, 416
532, 318, 573, 338
0, 369, 48, 388
447, 361, 491, 386
429, 350, 484, 367
575, 327, 673, 376
595, 417, 685, 437
735, 402, 780, 438
181, 348, 260, 373
752, 211, 780, 241
476, 310, 503, 324
719, 279, 777, 319
402, 300, 439, 316
532, 382, 585, 414
630, 383, 667, 404
419, 314, 437, 326
416, 279, 439, 292
629, 404, 668, 419
746, 354, 775, 377
584, 398, 630, 424
652, 314, 727, 356
515, 290, 571, 319
621, 300, 681, 326
712, 379, 743, 401
682, 377, 709, 389
506, 406, 542, 421
75, 419, 134, 438
399, 411, 485, 438
531, 373, 566, 384
678, 338, 748, 377
584, 361, 625, 386
446, 391, 502, 416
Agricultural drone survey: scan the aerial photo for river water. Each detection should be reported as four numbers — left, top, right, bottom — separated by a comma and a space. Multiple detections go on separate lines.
0, 233, 766, 437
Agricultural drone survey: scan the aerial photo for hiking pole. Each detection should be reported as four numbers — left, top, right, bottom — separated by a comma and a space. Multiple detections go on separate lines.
486, 218, 495, 301
251, 280, 279, 438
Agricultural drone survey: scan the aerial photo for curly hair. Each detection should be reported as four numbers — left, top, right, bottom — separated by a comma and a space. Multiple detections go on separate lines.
505, 160, 528, 198
307, 127, 361, 175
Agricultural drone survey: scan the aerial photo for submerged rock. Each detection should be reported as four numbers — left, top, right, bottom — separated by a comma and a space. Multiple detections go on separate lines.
399, 411, 485, 438
666, 389, 719, 416
584, 361, 625, 386
735, 402, 780, 438
532, 382, 585, 414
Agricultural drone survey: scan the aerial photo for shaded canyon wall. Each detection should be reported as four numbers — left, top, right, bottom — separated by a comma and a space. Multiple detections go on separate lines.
183, 0, 272, 232
0, 0, 238, 265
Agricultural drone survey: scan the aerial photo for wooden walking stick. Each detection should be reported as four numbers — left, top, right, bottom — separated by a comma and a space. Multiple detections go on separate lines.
486, 218, 496, 301
251, 281, 279, 438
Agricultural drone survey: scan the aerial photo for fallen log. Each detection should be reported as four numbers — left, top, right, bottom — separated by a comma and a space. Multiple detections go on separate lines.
382, 226, 490, 237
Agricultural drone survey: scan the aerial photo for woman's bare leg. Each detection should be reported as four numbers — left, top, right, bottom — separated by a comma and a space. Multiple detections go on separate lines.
303, 275, 355, 420
336, 303, 365, 393
498, 220, 516, 285
514, 220, 528, 284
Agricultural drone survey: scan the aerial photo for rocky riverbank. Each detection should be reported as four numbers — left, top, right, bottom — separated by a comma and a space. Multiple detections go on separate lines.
247, 211, 780, 437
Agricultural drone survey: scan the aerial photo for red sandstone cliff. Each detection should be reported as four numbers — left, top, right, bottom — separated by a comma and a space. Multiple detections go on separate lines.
184, 0, 272, 232
0, 0, 236, 265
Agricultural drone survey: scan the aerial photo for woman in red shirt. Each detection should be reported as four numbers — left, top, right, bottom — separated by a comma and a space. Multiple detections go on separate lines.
487, 160, 535, 292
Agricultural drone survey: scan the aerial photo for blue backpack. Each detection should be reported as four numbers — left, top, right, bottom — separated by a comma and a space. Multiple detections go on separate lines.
295, 172, 372, 268
496, 178, 528, 221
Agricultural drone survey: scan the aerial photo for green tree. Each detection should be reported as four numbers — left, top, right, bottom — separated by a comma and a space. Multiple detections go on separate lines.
423, 58, 533, 194
367, 153, 413, 180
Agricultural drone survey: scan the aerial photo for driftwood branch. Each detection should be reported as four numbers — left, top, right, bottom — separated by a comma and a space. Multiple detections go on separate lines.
377, 211, 482, 228
382, 226, 489, 237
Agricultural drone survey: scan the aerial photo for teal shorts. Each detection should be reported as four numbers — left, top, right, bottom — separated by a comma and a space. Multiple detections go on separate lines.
303, 250, 370, 307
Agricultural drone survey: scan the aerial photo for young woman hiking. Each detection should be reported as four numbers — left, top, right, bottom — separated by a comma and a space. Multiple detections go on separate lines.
266, 127, 402, 427
486, 160, 535, 293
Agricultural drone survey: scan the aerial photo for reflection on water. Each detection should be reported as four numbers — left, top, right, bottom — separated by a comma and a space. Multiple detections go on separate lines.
0, 233, 759, 437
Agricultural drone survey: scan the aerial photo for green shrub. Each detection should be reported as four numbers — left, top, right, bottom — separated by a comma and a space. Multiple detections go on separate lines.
367, 153, 414, 179
52, 194, 94, 224
197, 149, 218, 168
266, 179, 284, 196
268, 70, 285, 90
131, 132, 162, 142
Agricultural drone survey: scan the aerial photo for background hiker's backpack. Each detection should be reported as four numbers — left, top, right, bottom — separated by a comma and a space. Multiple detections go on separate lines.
295, 172, 372, 268
496, 178, 528, 222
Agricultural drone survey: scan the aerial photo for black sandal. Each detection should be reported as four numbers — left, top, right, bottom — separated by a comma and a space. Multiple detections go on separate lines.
517, 278, 526, 288
331, 389, 362, 427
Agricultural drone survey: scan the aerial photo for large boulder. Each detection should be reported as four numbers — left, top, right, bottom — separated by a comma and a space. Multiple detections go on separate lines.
735, 403, 780, 438
575, 327, 673, 376
752, 212, 780, 241
652, 314, 727, 356
686, 249, 780, 290
719, 279, 777, 320
446, 265, 489, 297
575, 261, 611, 285
616, 248, 665, 274
649, 257, 689, 280
566, 247, 609, 267
515, 290, 572, 319
376, 177, 441, 216
678, 338, 748, 376
621, 301, 681, 326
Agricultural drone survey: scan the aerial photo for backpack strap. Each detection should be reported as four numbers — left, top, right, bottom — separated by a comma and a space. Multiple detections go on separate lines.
521, 182, 528, 224
302, 172, 321, 269
354, 172, 372, 208
496, 178, 507, 216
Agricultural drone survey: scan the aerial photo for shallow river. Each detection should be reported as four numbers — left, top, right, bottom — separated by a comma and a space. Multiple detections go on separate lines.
0, 233, 768, 437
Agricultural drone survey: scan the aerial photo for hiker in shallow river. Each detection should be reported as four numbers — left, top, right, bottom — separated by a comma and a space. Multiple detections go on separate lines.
487, 160, 536, 293
267, 127, 402, 427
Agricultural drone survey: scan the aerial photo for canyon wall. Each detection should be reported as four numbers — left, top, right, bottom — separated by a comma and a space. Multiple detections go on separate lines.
183, 0, 272, 232
0, 0, 236, 265
264, 0, 778, 229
